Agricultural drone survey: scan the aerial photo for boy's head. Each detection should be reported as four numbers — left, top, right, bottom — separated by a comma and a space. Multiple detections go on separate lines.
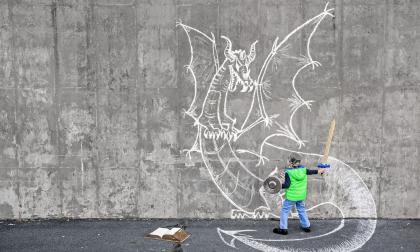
288, 153, 302, 167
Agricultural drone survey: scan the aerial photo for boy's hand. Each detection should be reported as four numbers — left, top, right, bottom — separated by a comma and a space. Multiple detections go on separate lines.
318, 168, 326, 175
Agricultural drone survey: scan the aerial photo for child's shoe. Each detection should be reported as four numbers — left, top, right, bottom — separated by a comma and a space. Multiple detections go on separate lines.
301, 226, 311, 233
273, 228, 288, 235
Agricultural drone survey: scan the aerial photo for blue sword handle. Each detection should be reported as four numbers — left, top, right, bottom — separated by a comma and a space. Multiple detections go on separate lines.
317, 163, 330, 168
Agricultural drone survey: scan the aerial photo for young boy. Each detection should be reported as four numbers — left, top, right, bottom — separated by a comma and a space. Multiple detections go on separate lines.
273, 154, 326, 235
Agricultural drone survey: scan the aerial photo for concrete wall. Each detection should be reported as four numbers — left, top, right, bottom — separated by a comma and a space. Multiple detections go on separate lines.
0, 0, 418, 219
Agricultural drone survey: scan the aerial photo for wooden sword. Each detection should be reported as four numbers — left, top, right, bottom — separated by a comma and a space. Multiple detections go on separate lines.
318, 119, 336, 169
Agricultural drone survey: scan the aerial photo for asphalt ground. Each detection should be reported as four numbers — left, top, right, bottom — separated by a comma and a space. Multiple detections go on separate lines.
0, 219, 419, 252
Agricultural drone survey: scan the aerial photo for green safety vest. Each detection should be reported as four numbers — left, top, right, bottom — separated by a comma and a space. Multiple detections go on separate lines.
285, 167, 307, 201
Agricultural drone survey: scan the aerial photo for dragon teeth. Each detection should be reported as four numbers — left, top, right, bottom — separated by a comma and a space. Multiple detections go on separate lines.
203, 129, 238, 142
215, 130, 222, 139
210, 131, 215, 139
228, 132, 233, 141
240, 84, 248, 92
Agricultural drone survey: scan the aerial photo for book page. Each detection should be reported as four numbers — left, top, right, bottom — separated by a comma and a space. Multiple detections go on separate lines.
166, 227, 181, 236
149, 227, 180, 238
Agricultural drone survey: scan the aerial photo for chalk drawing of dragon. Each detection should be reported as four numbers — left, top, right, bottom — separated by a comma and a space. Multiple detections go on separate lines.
177, 3, 376, 251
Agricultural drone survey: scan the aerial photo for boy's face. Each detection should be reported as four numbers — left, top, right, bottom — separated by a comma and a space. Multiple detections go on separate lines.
288, 160, 300, 167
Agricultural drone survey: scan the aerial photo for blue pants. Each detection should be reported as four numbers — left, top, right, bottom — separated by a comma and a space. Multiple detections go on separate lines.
280, 199, 310, 229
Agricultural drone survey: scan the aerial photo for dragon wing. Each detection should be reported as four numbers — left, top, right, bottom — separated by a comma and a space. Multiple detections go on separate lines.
238, 4, 335, 155
176, 21, 219, 120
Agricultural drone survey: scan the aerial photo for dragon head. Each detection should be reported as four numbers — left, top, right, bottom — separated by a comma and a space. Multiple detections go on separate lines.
222, 36, 258, 93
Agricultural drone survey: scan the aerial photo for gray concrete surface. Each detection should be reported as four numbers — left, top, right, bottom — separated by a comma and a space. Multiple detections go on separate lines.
0, 0, 419, 220
0, 219, 419, 252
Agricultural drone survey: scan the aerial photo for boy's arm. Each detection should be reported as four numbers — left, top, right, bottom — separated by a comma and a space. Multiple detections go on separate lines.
306, 168, 325, 175
281, 173, 290, 189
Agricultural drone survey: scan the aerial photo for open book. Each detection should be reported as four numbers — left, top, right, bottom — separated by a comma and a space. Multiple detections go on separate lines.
145, 227, 190, 243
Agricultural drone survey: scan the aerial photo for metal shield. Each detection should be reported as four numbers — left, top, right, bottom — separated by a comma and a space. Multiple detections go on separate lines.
263, 176, 282, 194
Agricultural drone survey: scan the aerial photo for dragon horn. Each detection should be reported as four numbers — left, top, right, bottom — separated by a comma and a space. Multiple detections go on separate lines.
247, 40, 258, 64
221, 36, 235, 61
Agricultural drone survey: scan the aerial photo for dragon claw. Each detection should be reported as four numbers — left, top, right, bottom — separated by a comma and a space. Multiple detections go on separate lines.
182, 148, 200, 160
262, 114, 279, 128
303, 100, 314, 110
310, 60, 322, 69
256, 156, 267, 166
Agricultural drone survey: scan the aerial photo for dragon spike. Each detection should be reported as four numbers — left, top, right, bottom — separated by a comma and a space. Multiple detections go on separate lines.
221, 36, 235, 62
246, 40, 258, 64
